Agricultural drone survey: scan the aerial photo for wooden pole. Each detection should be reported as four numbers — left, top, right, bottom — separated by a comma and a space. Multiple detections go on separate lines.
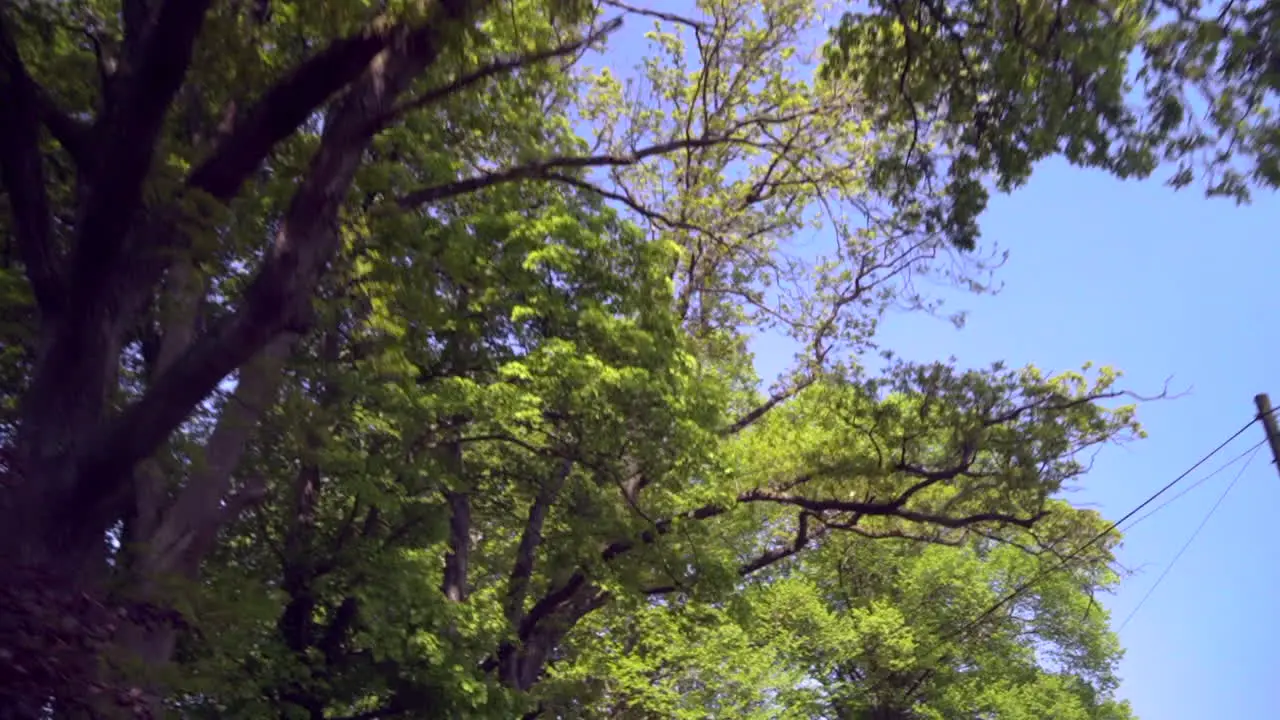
1253, 394, 1280, 474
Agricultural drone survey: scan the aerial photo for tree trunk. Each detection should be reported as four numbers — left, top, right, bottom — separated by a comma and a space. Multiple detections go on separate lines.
0, 1, 491, 712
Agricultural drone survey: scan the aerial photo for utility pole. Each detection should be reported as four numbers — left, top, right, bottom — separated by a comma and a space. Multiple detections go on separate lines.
1254, 394, 1280, 475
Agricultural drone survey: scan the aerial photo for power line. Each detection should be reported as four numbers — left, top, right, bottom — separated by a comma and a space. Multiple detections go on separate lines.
1119, 438, 1265, 535
1117, 443, 1263, 631
930, 413, 1263, 651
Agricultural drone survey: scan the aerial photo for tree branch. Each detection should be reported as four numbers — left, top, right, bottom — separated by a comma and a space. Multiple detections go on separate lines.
738, 511, 823, 575
598, 0, 710, 31
542, 171, 705, 234
501, 501, 730, 651
496, 585, 609, 690
329, 706, 406, 720
9, 1, 214, 531
318, 595, 360, 666
442, 445, 470, 602
367, 18, 622, 134
29, 87, 91, 167
816, 512, 968, 546
67, 14, 478, 530
491, 467, 1050, 683
144, 335, 293, 576
514, 572, 588, 647
186, 27, 402, 201
737, 487, 1047, 529
722, 377, 815, 436
505, 458, 573, 625
398, 134, 748, 207
984, 388, 1129, 428
121, 0, 155, 57
69, 0, 214, 286
0, 12, 62, 314
220, 475, 269, 522
890, 438, 980, 506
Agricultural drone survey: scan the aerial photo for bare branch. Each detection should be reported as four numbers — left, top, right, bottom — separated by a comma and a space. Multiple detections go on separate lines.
598, 0, 710, 31
543, 171, 704, 234
368, 18, 623, 133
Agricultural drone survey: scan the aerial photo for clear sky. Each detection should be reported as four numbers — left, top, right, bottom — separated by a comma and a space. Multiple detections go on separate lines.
593, 4, 1280, 715
867, 157, 1280, 718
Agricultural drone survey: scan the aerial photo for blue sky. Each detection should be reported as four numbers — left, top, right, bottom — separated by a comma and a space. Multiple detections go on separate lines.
591, 4, 1280, 715
866, 159, 1280, 718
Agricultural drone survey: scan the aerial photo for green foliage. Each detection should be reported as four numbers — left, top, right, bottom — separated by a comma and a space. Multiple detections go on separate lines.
1138, 0, 1280, 198
538, 514, 1135, 720
824, 0, 1158, 250
540, 596, 809, 719
821, 0, 1280, 247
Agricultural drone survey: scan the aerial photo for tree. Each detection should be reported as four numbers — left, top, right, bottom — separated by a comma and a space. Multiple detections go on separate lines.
761, 514, 1135, 720
168, 349, 1142, 716
0, 0, 618, 710
536, 502, 1136, 720
0, 0, 1188, 715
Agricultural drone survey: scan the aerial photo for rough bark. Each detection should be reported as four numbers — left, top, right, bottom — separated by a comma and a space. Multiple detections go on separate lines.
9, 0, 215, 573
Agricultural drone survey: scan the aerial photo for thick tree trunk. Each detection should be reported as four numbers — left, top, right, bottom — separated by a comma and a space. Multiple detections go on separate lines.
2, 0, 488, 576
0, 0, 492, 712
6, 310, 120, 578
496, 587, 609, 691
112, 335, 293, 706
3, 0, 215, 580
442, 486, 472, 603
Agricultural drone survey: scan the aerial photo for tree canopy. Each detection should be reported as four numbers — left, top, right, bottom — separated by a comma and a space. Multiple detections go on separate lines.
0, 0, 1266, 716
